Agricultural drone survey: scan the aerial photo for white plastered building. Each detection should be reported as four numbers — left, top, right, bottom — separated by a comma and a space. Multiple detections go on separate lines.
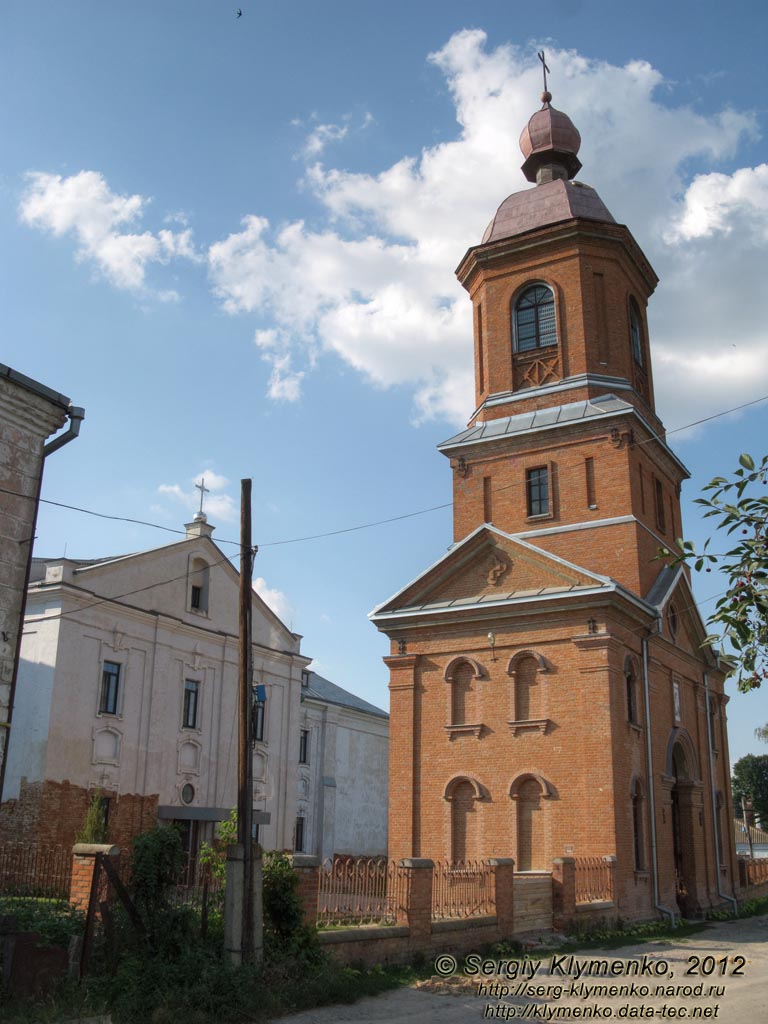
2, 513, 389, 862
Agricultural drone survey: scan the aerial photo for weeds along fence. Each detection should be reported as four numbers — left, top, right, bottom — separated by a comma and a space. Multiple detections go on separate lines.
431, 860, 495, 920
574, 856, 614, 904
0, 843, 71, 899
317, 856, 405, 927
116, 851, 225, 922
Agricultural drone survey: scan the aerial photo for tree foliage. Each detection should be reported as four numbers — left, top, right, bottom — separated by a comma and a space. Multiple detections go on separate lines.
76, 790, 110, 844
663, 452, 768, 693
732, 754, 768, 826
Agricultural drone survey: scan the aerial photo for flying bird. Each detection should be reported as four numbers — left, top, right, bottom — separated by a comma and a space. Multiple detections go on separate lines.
236, 8, 242, 16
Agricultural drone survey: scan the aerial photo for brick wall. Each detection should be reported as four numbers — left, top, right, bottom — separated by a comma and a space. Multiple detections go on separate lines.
0, 372, 69, 790
0, 777, 158, 851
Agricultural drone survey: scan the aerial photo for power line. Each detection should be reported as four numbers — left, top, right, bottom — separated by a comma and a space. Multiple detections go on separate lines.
25, 548, 250, 625
4, 391, 766, 551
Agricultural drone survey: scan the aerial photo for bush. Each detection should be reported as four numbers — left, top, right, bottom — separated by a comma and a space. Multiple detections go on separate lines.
0, 896, 84, 948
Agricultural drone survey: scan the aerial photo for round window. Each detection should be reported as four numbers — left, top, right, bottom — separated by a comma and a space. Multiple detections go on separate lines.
181, 783, 195, 805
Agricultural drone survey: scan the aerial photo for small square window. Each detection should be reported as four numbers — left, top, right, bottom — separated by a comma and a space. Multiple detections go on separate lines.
183, 680, 200, 730
526, 466, 550, 517
299, 729, 309, 765
100, 661, 121, 715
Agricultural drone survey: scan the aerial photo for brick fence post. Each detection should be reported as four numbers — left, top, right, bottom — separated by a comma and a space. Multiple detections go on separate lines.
292, 854, 320, 927
70, 843, 120, 911
488, 858, 515, 937
398, 858, 433, 946
737, 857, 749, 889
552, 856, 576, 930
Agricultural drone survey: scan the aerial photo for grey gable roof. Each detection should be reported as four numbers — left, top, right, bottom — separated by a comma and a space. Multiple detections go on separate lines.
303, 671, 388, 720
29, 554, 132, 583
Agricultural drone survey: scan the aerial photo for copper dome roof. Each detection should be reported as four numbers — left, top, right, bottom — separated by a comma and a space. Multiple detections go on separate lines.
519, 100, 582, 183
481, 179, 615, 245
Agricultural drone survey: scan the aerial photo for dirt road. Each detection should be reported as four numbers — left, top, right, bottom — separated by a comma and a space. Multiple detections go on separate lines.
272, 914, 768, 1023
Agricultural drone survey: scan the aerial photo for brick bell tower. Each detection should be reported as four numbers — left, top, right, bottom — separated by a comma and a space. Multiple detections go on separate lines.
372, 80, 738, 924
447, 89, 687, 597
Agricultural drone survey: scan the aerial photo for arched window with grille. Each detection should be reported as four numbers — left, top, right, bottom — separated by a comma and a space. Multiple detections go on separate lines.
513, 284, 557, 353
629, 298, 644, 366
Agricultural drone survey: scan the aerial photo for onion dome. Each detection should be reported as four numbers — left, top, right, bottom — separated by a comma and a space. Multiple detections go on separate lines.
519, 91, 582, 184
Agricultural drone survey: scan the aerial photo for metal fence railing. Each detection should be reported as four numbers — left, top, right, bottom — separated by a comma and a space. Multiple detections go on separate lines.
317, 856, 405, 927
575, 856, 614, 904
0, 843, 71, 899
431, 860, 495, 920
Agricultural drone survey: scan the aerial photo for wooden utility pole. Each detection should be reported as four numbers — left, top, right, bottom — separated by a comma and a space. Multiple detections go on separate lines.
238, 478, 254, 958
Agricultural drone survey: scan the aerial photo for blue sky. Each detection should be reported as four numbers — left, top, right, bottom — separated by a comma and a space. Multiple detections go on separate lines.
3, 0, 767, 767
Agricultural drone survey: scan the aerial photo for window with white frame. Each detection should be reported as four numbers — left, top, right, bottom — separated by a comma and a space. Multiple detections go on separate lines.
526, 466, 550, 517
294, 814, 305, 853
253, 698, 265, 742
299, 729, 309, 765
183, 680, 200, 730
100, 661, 121, 715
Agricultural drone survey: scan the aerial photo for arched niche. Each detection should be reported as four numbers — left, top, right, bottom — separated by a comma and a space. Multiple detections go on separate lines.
509, 772, 553, 801
93, 727, 121, 765
177, 738, 201, 774
443, 775, 488, 802
443, 656, 484, 682
664, 728, 700, 783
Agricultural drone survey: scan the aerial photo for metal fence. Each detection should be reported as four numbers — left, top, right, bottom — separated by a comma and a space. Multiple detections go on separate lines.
431, 860, 495, 920
317, 856, 405, 927
0, 843, 71, 899
575, 857, 614, 903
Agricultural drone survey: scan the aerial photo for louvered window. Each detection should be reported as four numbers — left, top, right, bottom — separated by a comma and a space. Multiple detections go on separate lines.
514, 285, 557, 352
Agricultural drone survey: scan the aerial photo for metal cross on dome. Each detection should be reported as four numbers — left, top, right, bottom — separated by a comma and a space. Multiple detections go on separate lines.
538, 50, 550, 92
195, 477, 210, 516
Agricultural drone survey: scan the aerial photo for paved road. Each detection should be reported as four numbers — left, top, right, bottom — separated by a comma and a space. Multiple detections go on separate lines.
272, 913, 768, 1023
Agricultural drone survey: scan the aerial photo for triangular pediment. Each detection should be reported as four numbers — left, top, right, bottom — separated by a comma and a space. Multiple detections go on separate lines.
372, 525, 611, 618
35, 535, 299, 651
645, 565, 720, 664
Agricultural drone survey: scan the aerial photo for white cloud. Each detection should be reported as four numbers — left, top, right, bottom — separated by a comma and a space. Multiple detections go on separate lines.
295, 110, 374, 158
20, 33, 767, 429
158, 470, 237, 522
208, 31, 763, 427
253, 576, 292, 623
19, 170, 200, 293
304, 122, 349, 157
664, 164, 768, 243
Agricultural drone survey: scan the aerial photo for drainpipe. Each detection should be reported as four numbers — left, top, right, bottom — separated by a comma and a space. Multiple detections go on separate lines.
704, 672, 738, 913
0, 404, 85, 804
642, 615, 677, 926
43, 406, 85, 457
